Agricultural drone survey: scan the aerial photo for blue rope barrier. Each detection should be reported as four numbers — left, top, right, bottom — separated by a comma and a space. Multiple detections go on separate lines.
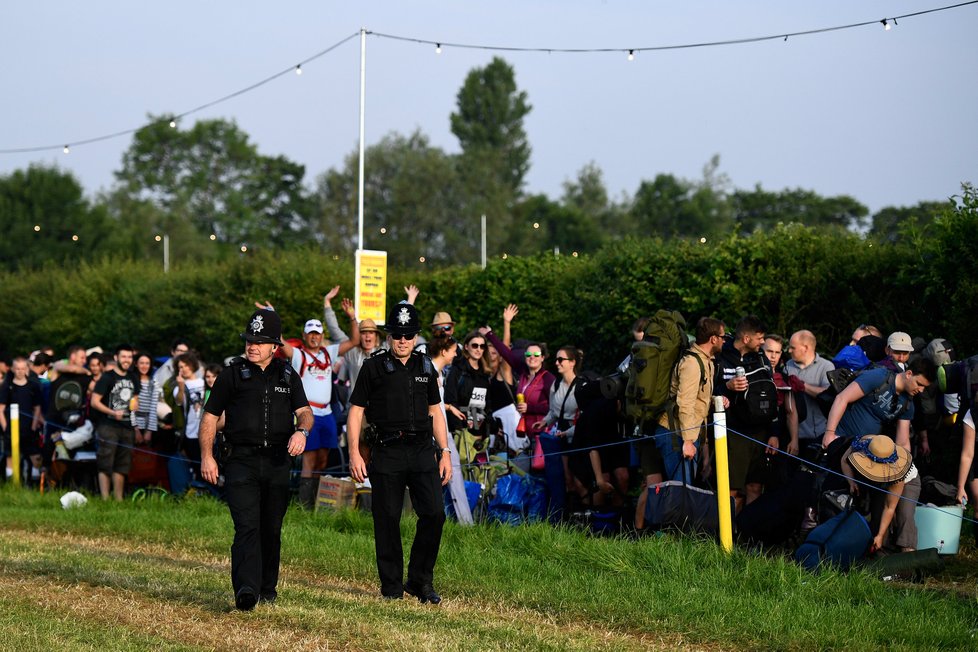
723, 424, 978, 526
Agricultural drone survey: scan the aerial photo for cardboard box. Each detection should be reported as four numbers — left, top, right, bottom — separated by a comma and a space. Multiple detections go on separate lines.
315, 476, 357, 512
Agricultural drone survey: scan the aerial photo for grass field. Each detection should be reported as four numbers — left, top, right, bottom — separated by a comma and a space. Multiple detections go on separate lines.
1, 485, 976, 651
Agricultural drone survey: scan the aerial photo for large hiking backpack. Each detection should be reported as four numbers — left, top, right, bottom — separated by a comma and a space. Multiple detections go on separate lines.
624, 310, 688, 427
733, 362, 778, 425
939, 354, 978, 413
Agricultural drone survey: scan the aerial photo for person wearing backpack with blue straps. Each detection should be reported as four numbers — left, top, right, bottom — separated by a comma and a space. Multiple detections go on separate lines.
823, 356, 937, 551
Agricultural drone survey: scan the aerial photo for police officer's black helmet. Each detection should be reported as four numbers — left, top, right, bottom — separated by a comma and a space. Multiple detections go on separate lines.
386, 302, 421, 338
240, 308, 282, 344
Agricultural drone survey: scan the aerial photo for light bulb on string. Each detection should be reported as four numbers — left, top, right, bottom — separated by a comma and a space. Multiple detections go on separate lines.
71, 235, 79, 242
627, 49, 635, 61
169, 119, 177, 128
209, 234, 217, 241
33, 225, 41, 232
154, 235, 162, 242
882, 19, 891, 31
63, 145, 70, 154
295, 64, 302, 75
435, 43, 442, 54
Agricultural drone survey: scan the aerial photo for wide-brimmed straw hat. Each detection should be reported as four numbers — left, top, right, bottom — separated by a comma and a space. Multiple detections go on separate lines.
359, 318, 383, 333
844, 435, 912, 484
430, 311, 455, 326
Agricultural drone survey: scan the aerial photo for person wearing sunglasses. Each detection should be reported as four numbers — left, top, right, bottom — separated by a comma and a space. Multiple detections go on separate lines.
482, 323, 555, 470
347, 302, 452, 604
444, 332, 495, 454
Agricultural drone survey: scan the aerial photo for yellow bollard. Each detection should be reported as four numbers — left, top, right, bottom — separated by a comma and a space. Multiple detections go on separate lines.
712, 397, 733, 552
10, 404, 21, 487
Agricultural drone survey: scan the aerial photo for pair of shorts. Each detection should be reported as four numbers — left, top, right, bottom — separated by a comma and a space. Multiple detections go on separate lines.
306, 413, 338, 451
2, 426, 42, 458
636, 439, 664, 478
96, 422, 135, 475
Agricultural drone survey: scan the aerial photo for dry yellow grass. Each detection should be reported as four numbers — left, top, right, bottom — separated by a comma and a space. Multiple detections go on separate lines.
0, 527, 713, 652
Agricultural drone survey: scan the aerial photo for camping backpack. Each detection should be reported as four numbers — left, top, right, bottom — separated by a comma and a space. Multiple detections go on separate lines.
624, 310, 688, 428
939, 354, 978, 414
733, 360, 779, 425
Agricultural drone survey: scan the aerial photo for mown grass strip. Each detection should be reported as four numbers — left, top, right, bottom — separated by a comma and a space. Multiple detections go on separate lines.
2, 486, 977, 651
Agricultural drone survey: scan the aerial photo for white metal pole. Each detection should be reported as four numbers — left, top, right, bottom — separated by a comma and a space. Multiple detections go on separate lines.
481, 214, 487, 269
163, 234, 170, 274
357, 27, 367, 253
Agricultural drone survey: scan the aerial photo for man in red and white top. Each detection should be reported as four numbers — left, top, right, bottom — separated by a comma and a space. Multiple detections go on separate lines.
278, 299, 359, 508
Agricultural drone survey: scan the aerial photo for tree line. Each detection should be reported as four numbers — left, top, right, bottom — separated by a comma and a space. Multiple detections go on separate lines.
0, 57, 955, 272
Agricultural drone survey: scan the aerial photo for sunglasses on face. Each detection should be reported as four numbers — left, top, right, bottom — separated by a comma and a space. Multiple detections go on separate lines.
391, 333, 418, 341
524, 351, 543, 358
554, 357, 571, 363
434, 324, 453, 331
469, 342, 486, 350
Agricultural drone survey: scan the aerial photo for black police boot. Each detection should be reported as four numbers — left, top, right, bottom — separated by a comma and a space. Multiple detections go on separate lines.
235, 587, 258, 611
404, 580, 441, 605
298, 477, 317, 510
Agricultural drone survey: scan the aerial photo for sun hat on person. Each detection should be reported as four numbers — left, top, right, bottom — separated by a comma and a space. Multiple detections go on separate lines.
844, 434, 912, 484
430, 312, 455, 327
359, 318, 383, 333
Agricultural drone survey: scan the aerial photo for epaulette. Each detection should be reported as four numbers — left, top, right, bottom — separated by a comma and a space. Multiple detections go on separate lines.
412, 350, 434, 376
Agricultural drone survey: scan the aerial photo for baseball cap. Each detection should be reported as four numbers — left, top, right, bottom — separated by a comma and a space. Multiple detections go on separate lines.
886, 331, 913, 353
304, 319, 324, 334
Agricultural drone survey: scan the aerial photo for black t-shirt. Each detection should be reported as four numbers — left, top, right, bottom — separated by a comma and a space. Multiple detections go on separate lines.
92, 370, 140, 426
0, 379, 44, 435
349, 351, 440, 432
205, 358, 308, 445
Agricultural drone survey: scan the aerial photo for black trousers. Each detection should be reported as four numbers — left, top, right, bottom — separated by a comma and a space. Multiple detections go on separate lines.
224, 447, 292, 598
369, 438, 446, 596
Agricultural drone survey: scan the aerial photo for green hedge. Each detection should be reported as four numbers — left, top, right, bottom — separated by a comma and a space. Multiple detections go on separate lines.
2, 216, 975, 371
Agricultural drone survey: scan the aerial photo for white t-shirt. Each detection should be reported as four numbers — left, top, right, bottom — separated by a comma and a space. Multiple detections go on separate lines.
291, 344, 340, 416
176, 377, 205, 440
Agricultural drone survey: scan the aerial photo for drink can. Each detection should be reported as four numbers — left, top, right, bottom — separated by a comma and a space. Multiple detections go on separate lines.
516, 393, 525, 404
735, 366, 746, 378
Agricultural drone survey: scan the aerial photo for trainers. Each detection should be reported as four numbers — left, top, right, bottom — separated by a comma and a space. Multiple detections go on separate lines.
235, 587, 258, 611
404, 580, 441, 605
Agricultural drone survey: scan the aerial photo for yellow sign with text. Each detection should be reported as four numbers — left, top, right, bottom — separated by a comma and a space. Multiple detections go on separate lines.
356, 249, 387, 324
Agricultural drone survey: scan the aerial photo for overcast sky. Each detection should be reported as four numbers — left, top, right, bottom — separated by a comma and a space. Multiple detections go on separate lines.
3, 1, 976, 216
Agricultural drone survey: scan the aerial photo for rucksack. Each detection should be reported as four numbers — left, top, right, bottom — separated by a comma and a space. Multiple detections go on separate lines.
624, 310, 689, 428
939, 354, 978, 413
733, 362, 778, 425
815, 367, 907, 420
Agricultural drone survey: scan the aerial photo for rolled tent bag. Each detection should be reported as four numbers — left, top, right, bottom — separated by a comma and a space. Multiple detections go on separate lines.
795, 508, 872, 571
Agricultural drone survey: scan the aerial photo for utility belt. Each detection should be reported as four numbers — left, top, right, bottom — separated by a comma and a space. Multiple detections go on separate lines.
221, 434, 287, 458
362, 423, 431, 448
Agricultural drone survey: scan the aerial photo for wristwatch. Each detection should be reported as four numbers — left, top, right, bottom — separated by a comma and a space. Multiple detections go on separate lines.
439, 447, 451, 455
297, 428, 310, 438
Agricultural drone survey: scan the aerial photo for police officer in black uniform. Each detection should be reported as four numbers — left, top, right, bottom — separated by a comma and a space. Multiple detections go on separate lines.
348, 302, 452, 603
199, 308, 312, 611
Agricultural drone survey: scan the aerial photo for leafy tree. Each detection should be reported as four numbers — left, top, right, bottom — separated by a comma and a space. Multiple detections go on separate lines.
312, 131, 470, 266
561, 162, 631, 238
730, 185, 869, 234
450, 57, 532, 196
504, 194, 605, 257
0, 164, 112, 270
114, 116, 313, 250
628, 156, 733, 240
869, 200, 949, 242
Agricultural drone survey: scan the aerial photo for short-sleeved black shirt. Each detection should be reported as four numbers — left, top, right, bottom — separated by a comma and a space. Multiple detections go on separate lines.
92, 370, 140, 426
349, 350, 440, 433
205, 357, 308, 446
